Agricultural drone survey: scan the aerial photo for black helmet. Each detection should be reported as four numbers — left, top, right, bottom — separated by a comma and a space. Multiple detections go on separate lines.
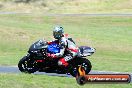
53, 26, 64, 39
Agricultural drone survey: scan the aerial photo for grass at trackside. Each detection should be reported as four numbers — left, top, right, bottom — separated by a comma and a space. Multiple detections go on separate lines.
0, 73, 131, 88
0, 1, 132, 88
1, 0, 132, 14
0, 14, 132, 73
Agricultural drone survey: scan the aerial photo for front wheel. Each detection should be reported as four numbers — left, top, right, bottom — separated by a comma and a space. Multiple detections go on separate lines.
18, 55, 37, 73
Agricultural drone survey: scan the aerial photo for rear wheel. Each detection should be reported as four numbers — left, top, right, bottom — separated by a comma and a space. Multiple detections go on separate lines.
18, 56, 37, 73
70, 58, 92, 77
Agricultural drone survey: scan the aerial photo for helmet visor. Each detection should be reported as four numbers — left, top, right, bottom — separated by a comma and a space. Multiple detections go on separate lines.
53, 32, 62, 39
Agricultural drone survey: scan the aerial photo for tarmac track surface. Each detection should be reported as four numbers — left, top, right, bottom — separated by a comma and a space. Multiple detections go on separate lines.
0, 66, 131, 83
1, 12, 132, 16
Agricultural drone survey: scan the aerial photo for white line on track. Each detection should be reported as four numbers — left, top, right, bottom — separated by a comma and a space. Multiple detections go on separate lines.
1, 12, 132, 16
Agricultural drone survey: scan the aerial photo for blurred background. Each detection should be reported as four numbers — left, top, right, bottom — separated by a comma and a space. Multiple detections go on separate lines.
0, 0, 132, 14
0, 0, 132, 88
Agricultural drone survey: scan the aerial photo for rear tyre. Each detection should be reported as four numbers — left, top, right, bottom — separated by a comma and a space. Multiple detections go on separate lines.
18, 56, 37, 73
70, 58, 92, 77
76, 76, 87, 85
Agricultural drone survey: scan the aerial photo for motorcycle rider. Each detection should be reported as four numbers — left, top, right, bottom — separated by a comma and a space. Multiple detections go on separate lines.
47, 26, 79, 69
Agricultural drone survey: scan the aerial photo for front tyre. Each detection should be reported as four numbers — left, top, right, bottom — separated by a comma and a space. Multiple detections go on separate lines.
18, 56, 37, 73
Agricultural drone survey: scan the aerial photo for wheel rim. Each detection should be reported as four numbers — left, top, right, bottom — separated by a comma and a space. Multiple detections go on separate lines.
20, 59, 36, 72
81, 62, 88, 71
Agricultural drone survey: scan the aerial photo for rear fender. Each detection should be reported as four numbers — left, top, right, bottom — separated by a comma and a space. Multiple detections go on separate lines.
78, 46, 96, 57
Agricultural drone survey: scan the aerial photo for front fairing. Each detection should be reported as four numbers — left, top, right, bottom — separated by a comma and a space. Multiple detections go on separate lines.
29, 40, 48, 51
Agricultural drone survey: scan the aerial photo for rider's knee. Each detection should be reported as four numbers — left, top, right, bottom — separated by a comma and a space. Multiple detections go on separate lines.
58, 58, 69, 67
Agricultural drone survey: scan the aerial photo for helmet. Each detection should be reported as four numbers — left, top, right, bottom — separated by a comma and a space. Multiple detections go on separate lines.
53, 26, 64, 39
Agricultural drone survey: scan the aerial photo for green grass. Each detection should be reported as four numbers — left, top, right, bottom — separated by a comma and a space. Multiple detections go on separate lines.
0, 73, 131, 88
0, 1, 132, 87
1, 0, 132, 13
0, 14, 132, 73
0, 12, 132, 88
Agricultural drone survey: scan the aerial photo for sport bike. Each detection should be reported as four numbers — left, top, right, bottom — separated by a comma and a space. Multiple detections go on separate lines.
18, 39, 95, 77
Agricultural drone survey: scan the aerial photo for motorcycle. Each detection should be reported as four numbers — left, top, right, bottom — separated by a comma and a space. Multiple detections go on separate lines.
18, 39, 96, 77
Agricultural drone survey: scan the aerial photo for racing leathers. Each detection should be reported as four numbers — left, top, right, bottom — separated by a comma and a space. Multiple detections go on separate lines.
47, 34, 78, 67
